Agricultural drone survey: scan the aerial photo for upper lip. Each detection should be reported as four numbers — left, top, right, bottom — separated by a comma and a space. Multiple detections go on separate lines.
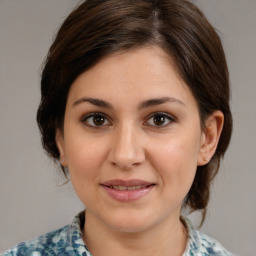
101, 179, 154, 187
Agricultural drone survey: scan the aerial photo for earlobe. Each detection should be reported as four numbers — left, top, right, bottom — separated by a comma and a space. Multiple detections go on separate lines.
55, 130, 67, 166
198, 110, 224, 166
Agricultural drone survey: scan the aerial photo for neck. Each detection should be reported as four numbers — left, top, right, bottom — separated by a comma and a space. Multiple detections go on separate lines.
83, 211, 187, 256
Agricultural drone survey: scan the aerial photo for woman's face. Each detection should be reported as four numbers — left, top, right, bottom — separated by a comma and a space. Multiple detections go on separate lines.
57, 46, 206, 233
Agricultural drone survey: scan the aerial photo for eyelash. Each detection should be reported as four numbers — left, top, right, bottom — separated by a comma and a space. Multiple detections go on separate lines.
145, 112, 175, 128
81, 112, 175, 129
81, 112, 111, 129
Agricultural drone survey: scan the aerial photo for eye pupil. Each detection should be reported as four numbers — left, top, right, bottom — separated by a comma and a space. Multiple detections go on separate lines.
93, 115, 105, 126
153, 115, 165, 126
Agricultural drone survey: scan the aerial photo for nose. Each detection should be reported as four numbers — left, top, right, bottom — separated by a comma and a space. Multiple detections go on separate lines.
107, 124, 145, 170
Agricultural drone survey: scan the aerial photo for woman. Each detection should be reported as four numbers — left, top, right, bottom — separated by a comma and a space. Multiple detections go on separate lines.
4, 0, 234, 255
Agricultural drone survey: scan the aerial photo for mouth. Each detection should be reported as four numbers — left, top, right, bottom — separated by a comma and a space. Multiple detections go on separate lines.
105, 185, 152, 191
101, 179, 155, 202
101, 179, 154, 187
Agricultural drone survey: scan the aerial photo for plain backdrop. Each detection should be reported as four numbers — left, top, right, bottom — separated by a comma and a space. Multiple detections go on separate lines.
0, 0, 255, 255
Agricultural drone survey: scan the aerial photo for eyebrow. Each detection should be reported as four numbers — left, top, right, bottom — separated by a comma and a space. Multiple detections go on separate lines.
73, 96, 185, 109
138, 97, 186, 110
73, 97, 113, 109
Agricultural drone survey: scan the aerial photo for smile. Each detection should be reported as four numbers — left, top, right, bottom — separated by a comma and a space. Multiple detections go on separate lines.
101, 180, 155, 202
108, 185, 149, 191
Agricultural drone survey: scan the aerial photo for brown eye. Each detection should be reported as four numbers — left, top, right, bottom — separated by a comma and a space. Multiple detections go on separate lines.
153, 115, 166, 126
93, 115, 105, 126
82, 113, 111, 128
146, 112, 174, 127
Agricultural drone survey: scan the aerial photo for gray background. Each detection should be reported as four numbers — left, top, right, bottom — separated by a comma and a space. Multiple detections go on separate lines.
0, 0, 255, 255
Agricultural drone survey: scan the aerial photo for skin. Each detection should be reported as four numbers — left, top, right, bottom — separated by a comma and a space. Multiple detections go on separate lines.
56, 46, 224, 256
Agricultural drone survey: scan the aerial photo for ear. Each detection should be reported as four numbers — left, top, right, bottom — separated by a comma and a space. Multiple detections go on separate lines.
55, 129, 67, 167
198, 110, 224, 166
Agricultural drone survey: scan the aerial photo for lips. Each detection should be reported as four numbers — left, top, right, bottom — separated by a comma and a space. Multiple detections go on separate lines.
108, 185, 149, 191
101, 179, 155, 202
102, 179, 153, 187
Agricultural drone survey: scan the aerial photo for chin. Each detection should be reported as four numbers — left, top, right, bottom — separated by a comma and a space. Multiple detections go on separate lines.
104, 211, 157, 234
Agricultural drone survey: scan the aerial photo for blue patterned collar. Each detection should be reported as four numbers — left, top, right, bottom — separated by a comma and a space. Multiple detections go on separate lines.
3, 211, 234, 256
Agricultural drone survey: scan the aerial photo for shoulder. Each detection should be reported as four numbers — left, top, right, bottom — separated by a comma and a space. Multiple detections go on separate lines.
2, 225, 70, 256
183, 218, 235, 256
190, 229, 234, 256
2, 212, 91, 256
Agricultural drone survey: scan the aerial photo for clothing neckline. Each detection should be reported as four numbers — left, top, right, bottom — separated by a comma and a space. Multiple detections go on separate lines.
69, 211, 196, 256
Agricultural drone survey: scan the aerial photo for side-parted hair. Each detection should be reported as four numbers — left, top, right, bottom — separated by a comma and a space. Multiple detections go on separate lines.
37, 0, 232, 223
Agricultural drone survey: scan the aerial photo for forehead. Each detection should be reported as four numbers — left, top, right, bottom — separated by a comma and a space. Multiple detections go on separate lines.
67, 46, 196, 108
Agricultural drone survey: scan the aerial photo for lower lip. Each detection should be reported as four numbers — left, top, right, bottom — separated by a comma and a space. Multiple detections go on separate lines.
102, 185, 154, 202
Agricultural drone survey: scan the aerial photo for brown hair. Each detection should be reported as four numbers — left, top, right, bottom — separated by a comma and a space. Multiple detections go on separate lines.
37, 0, 232, 222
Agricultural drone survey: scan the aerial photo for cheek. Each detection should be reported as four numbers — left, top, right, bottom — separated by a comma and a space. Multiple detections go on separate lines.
149, 135, 199, 192
65, 136, 107, 190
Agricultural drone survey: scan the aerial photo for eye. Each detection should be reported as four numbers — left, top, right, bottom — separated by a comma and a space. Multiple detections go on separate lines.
145, 112, 175, 127
81, 113, 111, 128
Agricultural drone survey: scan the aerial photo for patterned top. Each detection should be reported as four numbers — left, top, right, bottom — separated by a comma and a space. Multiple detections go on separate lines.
2, 212, 234, 256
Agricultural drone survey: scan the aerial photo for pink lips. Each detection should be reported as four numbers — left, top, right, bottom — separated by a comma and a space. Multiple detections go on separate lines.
101, 179, 155, 202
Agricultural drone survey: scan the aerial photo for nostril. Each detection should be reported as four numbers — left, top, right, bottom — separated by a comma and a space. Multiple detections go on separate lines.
107, 135, 146, 169
110, 160, 140, 170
